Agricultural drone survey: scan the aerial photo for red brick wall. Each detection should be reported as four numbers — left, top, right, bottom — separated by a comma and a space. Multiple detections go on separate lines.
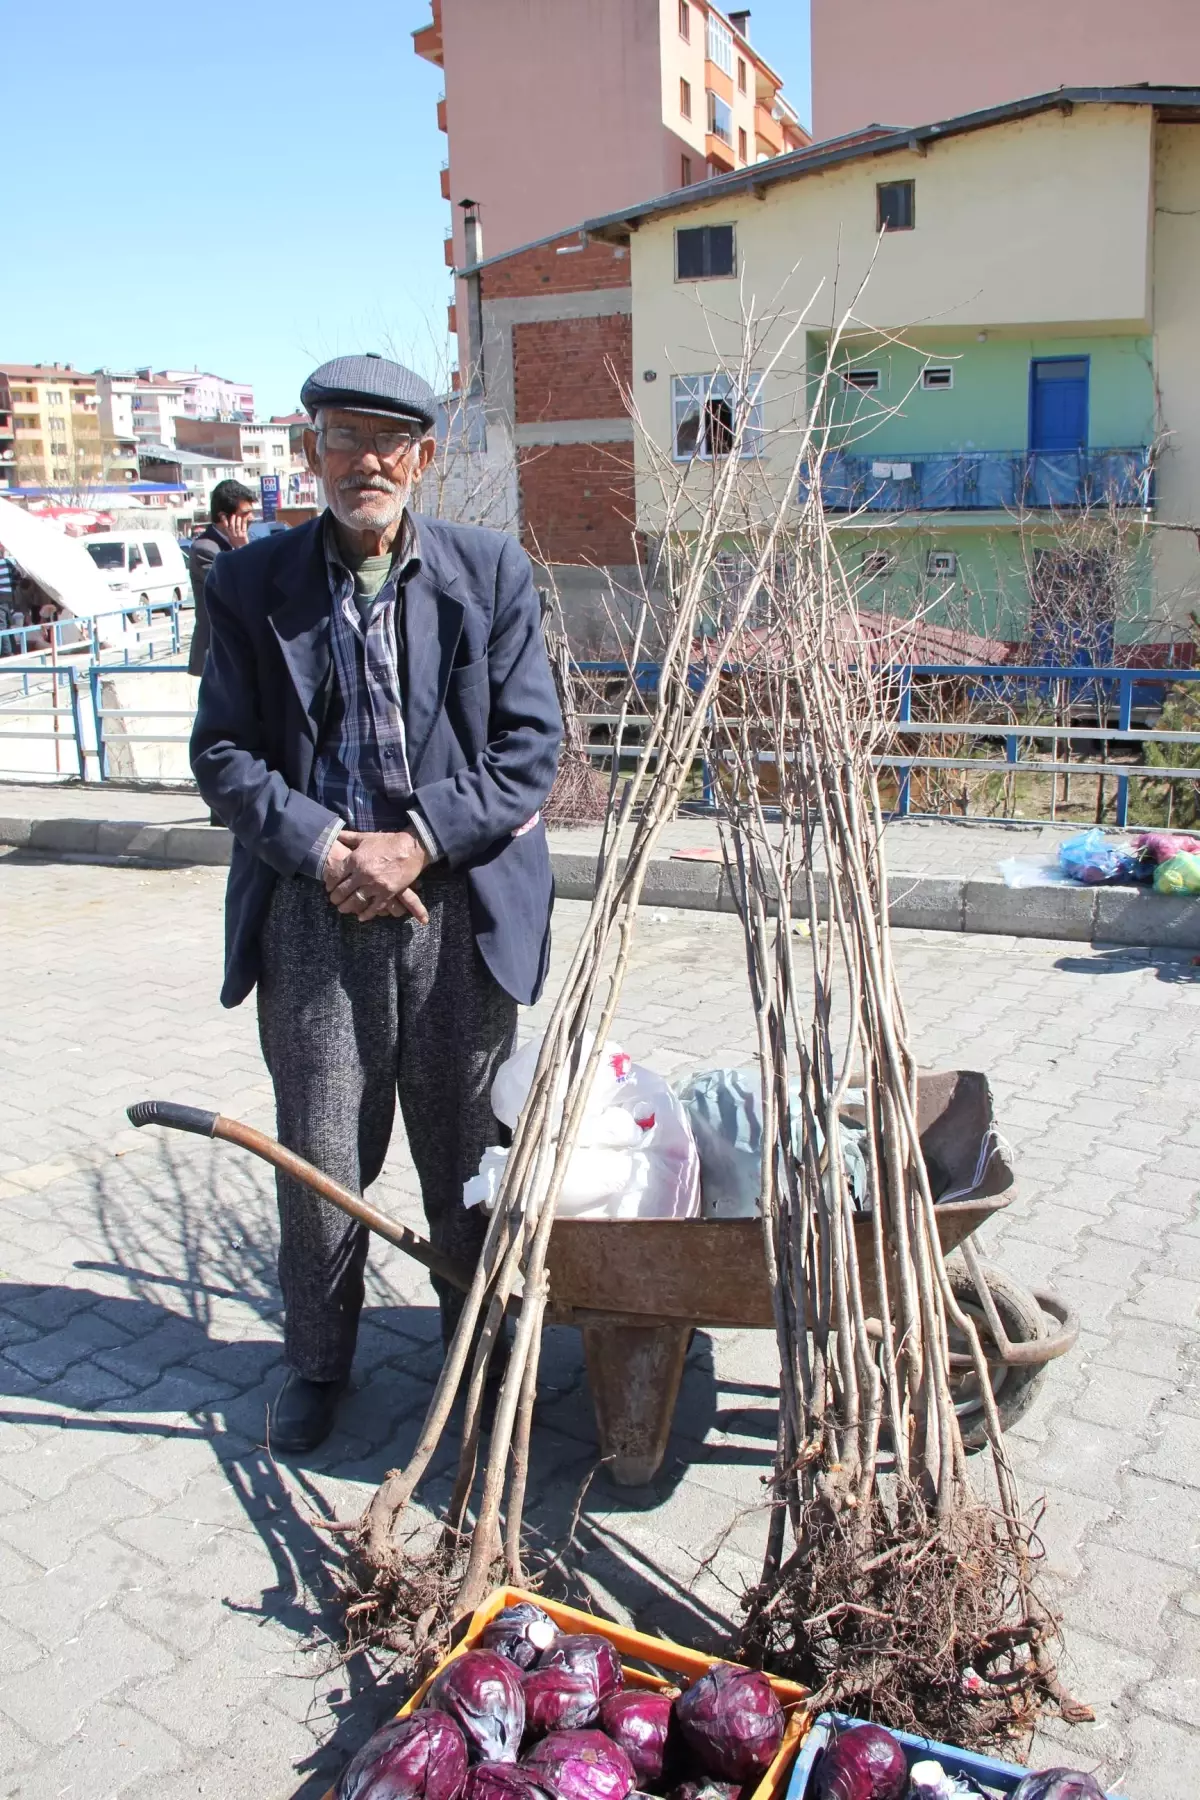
480, 235, 631, 299
513, 315, 631, 424
518, 443, 637, 565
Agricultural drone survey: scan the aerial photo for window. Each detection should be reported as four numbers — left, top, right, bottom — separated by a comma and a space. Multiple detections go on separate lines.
681, 155, 693, 187
86, 543, 126, 571
680, 77, 692, 119
678, 0, 690, 39
861, 550, 894, 580
738, 127, 748, 162
49, 417, 67, 436
706, 12, 733, 74
672, 373, 763, 461
922, 365, 953, 390
676, 223, 736, 279
877, 180, 915, 231
927, 550, 957, 577
737, 56, 747, 93
127, 544, 143, 571
708, 89, 733, 144
45, 389, 64, 404
143, 541, 163, 568
842, 368, 881, 392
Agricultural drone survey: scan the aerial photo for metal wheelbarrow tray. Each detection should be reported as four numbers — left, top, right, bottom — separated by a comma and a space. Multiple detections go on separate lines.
129, 1070, 1078, 1487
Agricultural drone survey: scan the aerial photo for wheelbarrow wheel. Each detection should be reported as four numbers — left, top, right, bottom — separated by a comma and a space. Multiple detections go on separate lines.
945, 1256, 1049, 1453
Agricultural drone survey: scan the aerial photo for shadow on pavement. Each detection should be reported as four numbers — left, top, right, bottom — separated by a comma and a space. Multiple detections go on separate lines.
0, 1137, 775, 1792
1054, 947, 1200, 983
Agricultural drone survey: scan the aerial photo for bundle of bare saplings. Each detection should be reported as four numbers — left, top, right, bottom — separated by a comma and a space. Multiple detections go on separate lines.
336, 303, 1083, 1752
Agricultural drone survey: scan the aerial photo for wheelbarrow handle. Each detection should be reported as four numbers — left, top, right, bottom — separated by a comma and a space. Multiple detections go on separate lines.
126, 1100, 473, 1296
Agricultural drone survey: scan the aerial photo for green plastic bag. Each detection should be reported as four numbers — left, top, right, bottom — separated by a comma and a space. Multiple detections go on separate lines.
1153, 852, 1200, 895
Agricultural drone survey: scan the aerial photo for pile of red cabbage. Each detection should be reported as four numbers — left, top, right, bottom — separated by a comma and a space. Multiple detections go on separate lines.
807, 1722, 1108, 1800
338, 1611, 789, 1800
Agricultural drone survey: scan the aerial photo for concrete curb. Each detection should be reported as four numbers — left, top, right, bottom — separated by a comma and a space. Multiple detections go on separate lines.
5, 813, 1200, 949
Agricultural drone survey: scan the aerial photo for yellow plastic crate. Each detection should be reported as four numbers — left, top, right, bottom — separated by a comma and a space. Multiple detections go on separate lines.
324, 1585, 810, 1800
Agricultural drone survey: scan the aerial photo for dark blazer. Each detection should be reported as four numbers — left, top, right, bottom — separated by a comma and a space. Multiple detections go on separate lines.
190, 513, 563, 1010
186, 524, 231, 676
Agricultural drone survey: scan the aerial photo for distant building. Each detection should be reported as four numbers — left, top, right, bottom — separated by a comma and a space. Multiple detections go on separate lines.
157, 370, 255, 423
0, 375, 14, 490
173, 418, 290, 477
416, 0, 807, 372
1, 364, 104, 490
810, 0, 1200, 142
135, 443, 250, 520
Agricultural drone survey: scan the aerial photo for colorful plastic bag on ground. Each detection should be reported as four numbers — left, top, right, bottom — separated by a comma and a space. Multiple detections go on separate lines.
1153, 851, 1200, 894
1057, 828, 1141, 885
1133, 830, 1200, 864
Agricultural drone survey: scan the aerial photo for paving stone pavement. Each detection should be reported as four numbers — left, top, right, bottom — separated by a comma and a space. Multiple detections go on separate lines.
0, 849, 1197, 1798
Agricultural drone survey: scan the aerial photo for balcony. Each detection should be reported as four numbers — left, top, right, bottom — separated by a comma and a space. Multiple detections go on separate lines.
814, 447, 1154, 514
754, 102, 784, 155
444, 235, 456, 268
436, 93, 447, 132
413, 0, 443, 67
440, 162, 451, 200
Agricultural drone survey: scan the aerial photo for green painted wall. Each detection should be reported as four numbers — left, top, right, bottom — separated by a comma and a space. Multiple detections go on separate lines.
811, 333, 1156, 454
847, 524, 1155, 644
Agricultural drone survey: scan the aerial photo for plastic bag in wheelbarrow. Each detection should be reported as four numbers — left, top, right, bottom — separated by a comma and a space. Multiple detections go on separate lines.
676, 1067, 869, 1220
464, 1032, 701, 1220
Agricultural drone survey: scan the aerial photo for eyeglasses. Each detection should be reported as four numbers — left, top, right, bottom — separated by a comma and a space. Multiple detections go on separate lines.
318, 423, 423, 458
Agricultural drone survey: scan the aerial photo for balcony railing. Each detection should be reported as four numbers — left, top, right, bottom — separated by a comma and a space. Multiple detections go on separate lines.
814, 447, 1153, 513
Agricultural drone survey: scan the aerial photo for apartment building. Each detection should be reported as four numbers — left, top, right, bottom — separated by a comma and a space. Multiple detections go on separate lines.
157, 370, 255, 423
810, 0, 1200, 141
173, 418, 291, 477
2, 364, 104, 489
0, 376, 14, 491
416, 0, 805, 372
580, 86, 1200, 643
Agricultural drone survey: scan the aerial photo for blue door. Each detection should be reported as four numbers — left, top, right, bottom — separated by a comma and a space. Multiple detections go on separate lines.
1029, 357, 1089, 451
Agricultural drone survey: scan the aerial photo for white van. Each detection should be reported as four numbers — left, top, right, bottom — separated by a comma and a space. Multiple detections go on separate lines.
84, 532, 189, 608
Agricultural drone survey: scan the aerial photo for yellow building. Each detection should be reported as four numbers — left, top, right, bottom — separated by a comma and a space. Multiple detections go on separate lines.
3, 363, 105, 492
584, 87, 1200, 640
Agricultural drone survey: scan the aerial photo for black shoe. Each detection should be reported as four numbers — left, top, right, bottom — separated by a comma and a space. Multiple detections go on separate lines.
269, 1370, 346, 1454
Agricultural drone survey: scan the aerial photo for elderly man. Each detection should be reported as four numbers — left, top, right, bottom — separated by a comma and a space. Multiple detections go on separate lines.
190, 355, 562, 1453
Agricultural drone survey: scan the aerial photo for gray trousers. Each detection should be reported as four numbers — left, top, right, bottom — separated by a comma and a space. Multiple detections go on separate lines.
256, 871, 517, 1382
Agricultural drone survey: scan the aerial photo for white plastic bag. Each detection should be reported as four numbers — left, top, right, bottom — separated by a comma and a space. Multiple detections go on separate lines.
465, 1037, 700, 1221
489, 1029, 632, 1133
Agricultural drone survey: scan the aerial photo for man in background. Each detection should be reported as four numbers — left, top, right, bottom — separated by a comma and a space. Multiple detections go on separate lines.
187, 479, 256, 677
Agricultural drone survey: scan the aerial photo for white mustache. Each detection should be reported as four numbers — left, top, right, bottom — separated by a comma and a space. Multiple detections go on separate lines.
337, 475, 399, 495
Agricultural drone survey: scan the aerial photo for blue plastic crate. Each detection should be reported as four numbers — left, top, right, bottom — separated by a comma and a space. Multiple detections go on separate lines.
785, 1712, 1122, 1800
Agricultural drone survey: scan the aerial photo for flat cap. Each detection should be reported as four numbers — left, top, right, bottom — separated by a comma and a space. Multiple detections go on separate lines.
300, 353, 437, 431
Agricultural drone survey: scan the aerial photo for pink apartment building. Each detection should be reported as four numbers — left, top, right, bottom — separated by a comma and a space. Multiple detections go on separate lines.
811, 0, 1200, 141
415, 0, 806, 365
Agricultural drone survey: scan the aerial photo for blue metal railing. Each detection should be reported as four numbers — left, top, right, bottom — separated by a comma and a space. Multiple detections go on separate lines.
88, 662, 193, 782
0, 597, 186, 665
812, 446, 1153, 513
577, 659, 1200, 828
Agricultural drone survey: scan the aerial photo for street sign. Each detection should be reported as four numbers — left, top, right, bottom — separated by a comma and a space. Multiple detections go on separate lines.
260, 473, 280, 520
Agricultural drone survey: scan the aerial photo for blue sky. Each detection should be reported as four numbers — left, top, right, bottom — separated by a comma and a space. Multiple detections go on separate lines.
2, 3, 811, 419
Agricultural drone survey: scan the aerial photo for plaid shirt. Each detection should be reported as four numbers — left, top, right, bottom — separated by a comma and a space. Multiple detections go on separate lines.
304, 513, 440, 875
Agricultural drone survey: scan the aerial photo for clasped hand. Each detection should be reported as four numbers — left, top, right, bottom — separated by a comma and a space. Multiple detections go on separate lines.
323, 828, 429, 924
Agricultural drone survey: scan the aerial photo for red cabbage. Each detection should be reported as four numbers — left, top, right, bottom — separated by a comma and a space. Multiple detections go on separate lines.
1013, 1775, 1106, 1800
674, 1665, 784, 1784
670, 1783, 741, 1800
480, 1604, 561, 1671
599, 1691, 676, 1785
812, 1725, 907, 1800
537, 1635, 624, 1703
523, 1667, 601, 1736
428, 1651, 527, 1764
466, 1766, 553, 1800
522, 1728, 636, 1800
337, 1710, 470, 1800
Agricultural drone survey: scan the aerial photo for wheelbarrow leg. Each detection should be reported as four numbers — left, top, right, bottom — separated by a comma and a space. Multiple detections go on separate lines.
580, 1322, 691, 1486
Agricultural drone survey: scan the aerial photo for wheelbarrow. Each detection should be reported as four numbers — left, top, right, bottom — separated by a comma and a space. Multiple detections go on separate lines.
127, 1069, 1077, 1486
